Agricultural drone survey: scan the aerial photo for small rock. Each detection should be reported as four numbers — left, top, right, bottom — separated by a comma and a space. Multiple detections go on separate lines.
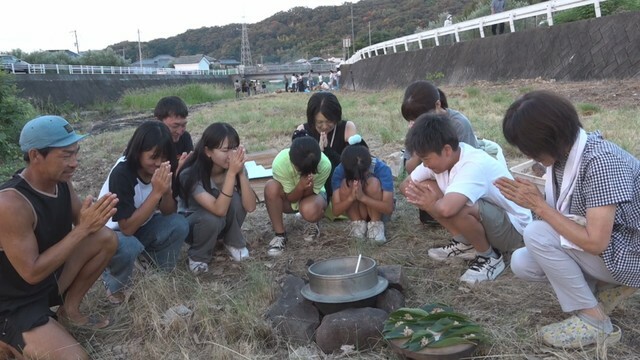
161, 304, 192, 326
378, 265, 408, 293
315, 307, 388, 354
376, 288, 405, 313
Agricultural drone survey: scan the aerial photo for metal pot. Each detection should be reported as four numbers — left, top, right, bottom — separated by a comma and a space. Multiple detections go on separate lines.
301, 256, 388, 303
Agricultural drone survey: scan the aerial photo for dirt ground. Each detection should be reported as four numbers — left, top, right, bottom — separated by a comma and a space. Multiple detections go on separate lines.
71, 78, 640, 359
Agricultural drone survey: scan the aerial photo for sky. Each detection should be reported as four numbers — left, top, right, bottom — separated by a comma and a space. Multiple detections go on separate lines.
0, 1, 359, 53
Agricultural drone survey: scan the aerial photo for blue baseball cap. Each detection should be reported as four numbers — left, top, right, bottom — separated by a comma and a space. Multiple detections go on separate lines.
20, 115, 87, 152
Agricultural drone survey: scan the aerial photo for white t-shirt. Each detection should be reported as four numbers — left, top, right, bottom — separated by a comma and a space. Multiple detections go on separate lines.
410, 143, 531, 234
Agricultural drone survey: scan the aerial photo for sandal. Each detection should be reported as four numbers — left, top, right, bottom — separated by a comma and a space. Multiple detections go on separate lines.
106, 290, 126, 305
57, 310, 111, 330
539, 315, 621, 348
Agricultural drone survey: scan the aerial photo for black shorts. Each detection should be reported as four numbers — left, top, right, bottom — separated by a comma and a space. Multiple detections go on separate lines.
0, 288, 63, 352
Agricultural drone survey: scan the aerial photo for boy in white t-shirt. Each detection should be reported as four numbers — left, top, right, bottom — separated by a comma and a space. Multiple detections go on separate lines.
400, 113, 531, 284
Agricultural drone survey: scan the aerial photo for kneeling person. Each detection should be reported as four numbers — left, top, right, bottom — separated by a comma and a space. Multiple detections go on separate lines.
400, 113, 531, 284
331, 135, 394, 243
0, 116, 118, 360
265, 133, 331, 256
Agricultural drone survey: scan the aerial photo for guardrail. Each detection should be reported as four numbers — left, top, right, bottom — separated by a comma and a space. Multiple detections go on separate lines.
346, 0, 606, 64
3, 64, 239, 76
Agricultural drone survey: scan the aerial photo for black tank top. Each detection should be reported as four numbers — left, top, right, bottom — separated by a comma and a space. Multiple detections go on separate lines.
303, 121, 348, 198
0, 174, 72, 312
303, 120, 348, 166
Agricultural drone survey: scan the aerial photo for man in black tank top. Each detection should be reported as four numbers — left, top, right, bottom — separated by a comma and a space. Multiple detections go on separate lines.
0, 116, 118, 360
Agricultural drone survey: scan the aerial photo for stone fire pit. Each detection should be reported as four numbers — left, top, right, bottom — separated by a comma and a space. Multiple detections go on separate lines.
266, 259, 408, 354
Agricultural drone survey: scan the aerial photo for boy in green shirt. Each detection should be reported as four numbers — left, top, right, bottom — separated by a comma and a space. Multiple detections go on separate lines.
265, 136, 331, 256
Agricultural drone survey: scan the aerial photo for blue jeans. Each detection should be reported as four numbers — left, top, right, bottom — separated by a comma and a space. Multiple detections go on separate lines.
103, 213, 189, 293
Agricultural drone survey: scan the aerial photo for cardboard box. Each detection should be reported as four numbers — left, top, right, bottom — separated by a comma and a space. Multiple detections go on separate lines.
510, 160, 546, 194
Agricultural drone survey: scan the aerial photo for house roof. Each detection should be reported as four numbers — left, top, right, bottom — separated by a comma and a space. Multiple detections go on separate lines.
174, 54, 211, 65
153, 54, 175, 61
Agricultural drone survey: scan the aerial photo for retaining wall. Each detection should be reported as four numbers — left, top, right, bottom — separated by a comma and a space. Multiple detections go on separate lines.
12, 74, 231, 108
341, 11, 640, 90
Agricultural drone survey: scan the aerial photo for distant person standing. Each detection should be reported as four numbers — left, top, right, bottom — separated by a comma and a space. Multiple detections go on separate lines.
491, 0, 506, 35
444, 14, 454, 45
335, 68, 342, 90
291, 74, 298, 92
329, 70, 336, 90
284, 75, 289, 92
308, 69, 314, 89
234, 79, 241, 99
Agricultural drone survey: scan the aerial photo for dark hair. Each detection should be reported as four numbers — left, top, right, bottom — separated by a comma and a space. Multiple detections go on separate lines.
289, 136, 321, 176
503, 91, 582, 160
405, 113, 459, 157
153, 96, 189, 121
23, 147, 53, 162
341, 144, 371, 185
123, 121, 176, 173
401, 80, 449, 121
292, 128, 310, 141
306, 92, 342, 132
178, 122, 240, 207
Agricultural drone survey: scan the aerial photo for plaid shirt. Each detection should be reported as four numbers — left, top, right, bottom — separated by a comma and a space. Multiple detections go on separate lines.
569, 132, 640, 287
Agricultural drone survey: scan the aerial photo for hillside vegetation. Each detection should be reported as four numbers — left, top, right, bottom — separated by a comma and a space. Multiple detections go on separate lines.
106, 0, 636, 64
111, 0, 478, 63
13, 0, 637, 66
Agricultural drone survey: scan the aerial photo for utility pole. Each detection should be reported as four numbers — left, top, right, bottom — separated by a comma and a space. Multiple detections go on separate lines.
350, 3, 355, 55
137, 29, 143, 70
71, 30, 79, 54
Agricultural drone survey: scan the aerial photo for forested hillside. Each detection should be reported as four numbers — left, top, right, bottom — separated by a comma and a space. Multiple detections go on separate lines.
110, 0, 474, 64
106, 0, 633, 64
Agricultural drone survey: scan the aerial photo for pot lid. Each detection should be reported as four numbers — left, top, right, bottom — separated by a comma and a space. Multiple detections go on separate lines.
300, 276, 388, 303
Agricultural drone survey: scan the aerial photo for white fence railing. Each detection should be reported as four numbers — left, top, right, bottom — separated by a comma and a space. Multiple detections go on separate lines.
346, 0, 606, 64
3, 64, 239, 76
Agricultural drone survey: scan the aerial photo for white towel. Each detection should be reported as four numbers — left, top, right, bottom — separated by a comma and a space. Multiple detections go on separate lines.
544, 129, 588, 251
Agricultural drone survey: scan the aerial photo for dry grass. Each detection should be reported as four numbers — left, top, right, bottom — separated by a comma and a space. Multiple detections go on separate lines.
66, 79, 640, 360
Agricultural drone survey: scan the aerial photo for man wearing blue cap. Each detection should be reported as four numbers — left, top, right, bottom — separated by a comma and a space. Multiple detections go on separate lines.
0, 115, 119, 359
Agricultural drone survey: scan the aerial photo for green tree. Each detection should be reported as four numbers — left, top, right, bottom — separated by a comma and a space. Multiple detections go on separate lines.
0, 72, 36, 164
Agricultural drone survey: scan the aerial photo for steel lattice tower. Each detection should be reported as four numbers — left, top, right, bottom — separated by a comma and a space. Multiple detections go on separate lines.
241, 23, 253, 67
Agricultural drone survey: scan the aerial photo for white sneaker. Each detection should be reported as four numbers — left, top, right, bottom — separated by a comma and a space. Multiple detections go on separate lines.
225, 245, 250, 262
188, 258, 209, 275
267, 235, 287, 257
459, 254, 505, 284
367, 221, 386, 244
349, 220, 367, 238
302, 222, 320, 242
428, 239, 476, 261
